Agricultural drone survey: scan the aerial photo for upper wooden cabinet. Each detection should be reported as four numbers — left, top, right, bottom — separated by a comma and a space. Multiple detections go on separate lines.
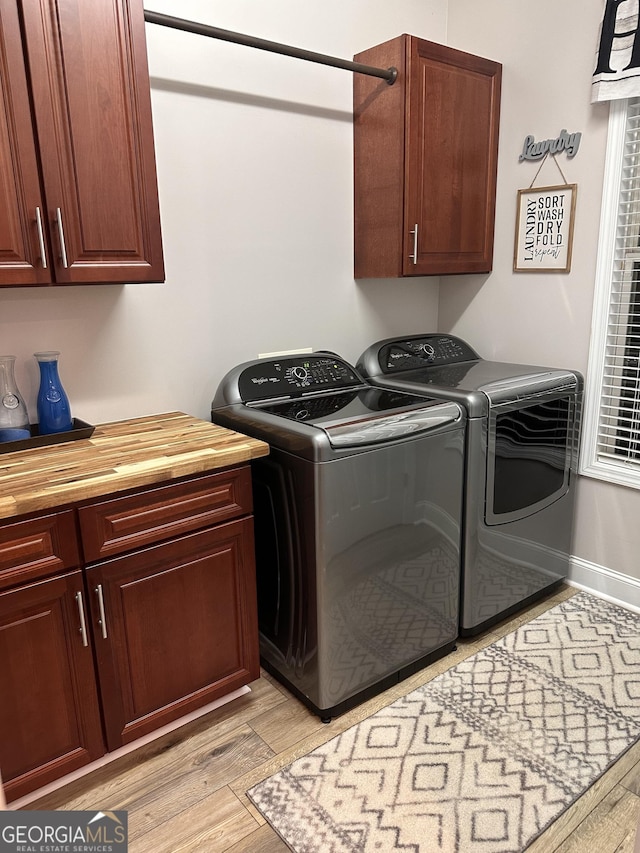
0, 0, 164, 286
354, 35, 501, 278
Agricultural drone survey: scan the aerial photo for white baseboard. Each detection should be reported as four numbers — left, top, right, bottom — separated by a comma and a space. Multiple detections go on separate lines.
568, 556, 640, 614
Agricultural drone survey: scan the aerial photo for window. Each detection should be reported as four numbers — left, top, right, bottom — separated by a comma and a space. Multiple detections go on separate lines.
581, 97, 640, 487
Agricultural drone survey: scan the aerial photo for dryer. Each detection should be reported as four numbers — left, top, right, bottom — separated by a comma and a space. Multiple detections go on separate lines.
357, 334, 583, 635
212, 352, 465, 720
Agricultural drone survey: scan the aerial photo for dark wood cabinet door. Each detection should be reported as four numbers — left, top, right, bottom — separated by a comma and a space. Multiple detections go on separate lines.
0, 0, 51, 286
404, 38, 501, 276
354, 34, 501, 278
0, 571, 105, 802
20, 0, 164, 284
88, 518, 260, 751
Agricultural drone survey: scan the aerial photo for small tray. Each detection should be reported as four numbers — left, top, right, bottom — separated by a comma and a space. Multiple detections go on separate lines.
0, 419, 95, 454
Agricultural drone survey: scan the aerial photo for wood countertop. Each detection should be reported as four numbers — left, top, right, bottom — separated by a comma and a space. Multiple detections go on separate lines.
0, 412, 269, 521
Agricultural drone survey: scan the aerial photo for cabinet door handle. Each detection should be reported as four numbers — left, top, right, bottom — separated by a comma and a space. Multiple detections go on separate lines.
75, 590, 89, 647
35, 207, 48, 269
409, 223, 418, 264
95, 584, 108, 639
55, 207, 69, 268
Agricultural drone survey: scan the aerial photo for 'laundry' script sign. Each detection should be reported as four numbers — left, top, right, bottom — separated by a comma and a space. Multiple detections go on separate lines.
519, 130, 581, 161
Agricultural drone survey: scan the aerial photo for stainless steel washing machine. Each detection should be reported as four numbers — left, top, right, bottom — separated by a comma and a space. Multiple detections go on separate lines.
357, 334, 583, 636
211, 352, 465, 720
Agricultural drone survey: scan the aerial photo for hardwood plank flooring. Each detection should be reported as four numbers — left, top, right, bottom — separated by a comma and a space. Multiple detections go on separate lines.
21, 585, 640, 852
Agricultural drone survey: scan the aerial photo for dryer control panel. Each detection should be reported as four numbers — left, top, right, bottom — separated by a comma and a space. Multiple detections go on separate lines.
237, 354, 364, 402
376, 335, 478, 373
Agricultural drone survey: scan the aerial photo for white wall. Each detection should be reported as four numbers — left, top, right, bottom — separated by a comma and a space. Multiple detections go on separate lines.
446, 0, 640, 601
0, 0, 445, 426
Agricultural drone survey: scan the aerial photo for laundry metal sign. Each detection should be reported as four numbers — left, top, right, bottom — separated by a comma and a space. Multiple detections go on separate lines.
513, 183, 577, 272
519, 129, 581, 161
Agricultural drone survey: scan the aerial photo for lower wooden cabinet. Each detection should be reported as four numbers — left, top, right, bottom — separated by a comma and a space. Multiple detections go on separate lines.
0, 571, 104, 802
0, 467, 260, 803
88, 518, 259, 751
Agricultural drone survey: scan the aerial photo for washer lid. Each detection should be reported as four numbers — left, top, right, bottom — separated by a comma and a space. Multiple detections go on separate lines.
322, 404, 463, 447
257, 386, 436, 422
257, 387, 462, 447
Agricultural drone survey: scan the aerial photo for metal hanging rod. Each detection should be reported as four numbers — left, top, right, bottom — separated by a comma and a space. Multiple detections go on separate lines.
143, 10, 397, 85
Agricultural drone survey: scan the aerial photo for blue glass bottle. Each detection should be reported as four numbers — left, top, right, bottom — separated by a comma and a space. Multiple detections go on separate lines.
35, 351, 73, 435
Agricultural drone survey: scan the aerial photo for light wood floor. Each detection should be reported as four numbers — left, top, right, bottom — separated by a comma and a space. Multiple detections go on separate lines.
25, 585, 640, 852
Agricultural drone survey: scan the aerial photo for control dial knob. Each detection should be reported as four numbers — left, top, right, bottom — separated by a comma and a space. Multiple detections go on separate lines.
291, 366, 309, 381
420, 343, 436, 361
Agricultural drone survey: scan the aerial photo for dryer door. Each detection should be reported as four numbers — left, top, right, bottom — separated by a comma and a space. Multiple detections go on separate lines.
485, 391, 577, 525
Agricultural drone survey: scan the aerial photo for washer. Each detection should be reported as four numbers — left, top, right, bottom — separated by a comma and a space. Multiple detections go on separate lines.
212, 352, 465, 720
357, 334, 583, 636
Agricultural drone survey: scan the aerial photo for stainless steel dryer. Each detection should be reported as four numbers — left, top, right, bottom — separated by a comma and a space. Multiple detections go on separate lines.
357, 334, 583, 636
212, 352, 465, 720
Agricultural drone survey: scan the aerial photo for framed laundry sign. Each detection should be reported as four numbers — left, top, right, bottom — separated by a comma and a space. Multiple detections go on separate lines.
513, 183, 577, 272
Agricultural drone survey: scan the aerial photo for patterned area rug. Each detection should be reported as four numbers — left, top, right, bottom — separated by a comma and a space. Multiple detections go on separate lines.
248, 591, 640, 852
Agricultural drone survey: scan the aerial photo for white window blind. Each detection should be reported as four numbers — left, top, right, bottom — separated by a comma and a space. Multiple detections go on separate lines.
581, 96, 640, 487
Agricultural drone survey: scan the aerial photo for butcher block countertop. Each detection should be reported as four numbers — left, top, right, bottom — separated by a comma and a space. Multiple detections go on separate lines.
0, 411, 269, 521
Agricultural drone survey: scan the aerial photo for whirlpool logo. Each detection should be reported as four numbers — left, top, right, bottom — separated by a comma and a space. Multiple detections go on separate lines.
0, 810, 128, 853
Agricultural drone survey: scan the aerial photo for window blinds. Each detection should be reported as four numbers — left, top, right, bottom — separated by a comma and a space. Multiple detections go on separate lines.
598, 97, 640, 467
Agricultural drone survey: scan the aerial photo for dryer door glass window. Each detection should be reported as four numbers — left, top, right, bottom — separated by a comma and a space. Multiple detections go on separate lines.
487, 396, 572, 525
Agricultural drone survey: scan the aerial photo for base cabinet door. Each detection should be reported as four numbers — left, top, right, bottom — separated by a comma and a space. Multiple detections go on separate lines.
0, 571, 105, 802
87, 518, 260, 751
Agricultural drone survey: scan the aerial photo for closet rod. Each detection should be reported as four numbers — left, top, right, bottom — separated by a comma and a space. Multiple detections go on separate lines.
143, 10, 398, 85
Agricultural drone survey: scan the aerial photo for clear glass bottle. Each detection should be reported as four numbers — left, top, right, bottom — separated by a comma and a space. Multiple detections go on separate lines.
0, 356, 30, 442
35, 351, 73, 435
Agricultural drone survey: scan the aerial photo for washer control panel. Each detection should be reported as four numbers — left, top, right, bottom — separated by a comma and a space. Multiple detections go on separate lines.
377, 335, 478, 372
238, 354, 364, 402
